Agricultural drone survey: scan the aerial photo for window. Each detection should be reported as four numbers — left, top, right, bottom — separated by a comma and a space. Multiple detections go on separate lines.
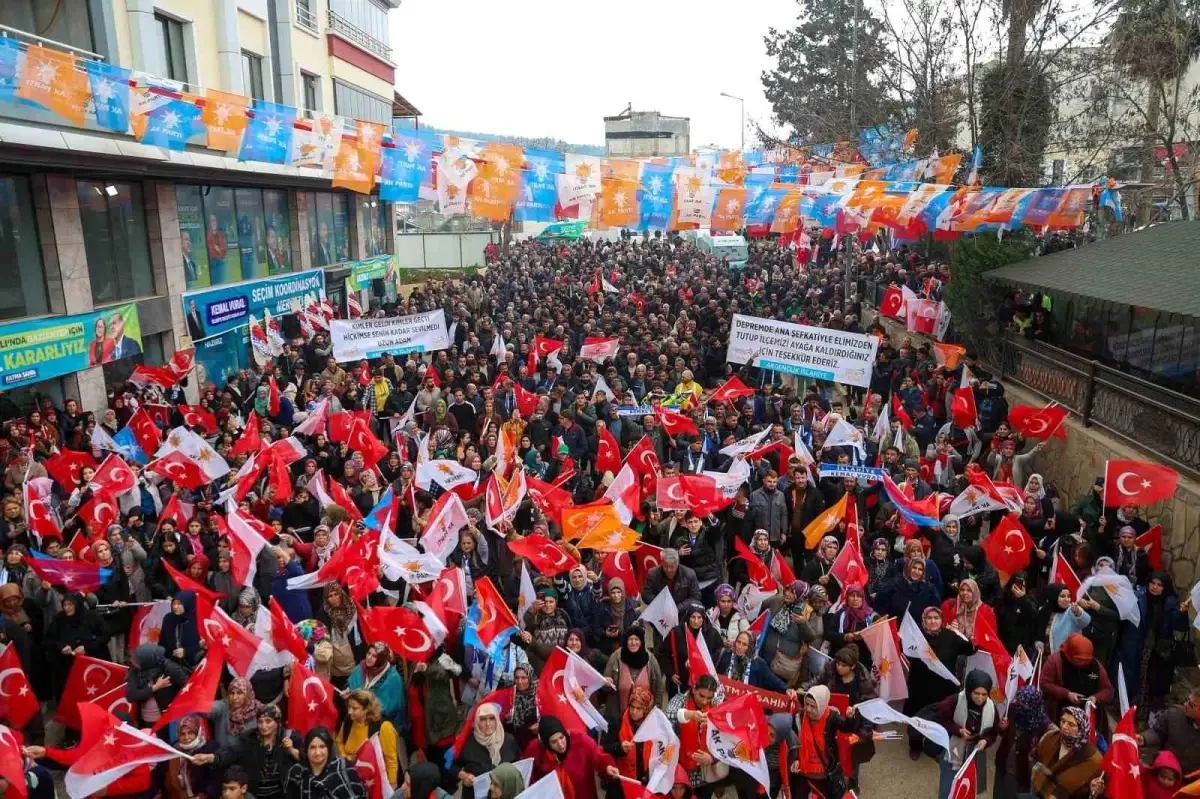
304, 190, 354, 266
295, 0, 318, 31
242, 51, 265, 102
332, 194, 350, 263
156, 13, 189, 84
333, 79, 391, 125
0, 0, 97, 56
363, 199, 391, 257
328, 0, 390, 58
176, 185, 293, 289
301, 72, 320, 115
77, 181, 154, 304
0, 176, 48, 321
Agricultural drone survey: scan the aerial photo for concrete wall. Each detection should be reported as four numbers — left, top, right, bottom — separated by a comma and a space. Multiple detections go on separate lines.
869, 307, 1200, 591
395, 232, 493, 270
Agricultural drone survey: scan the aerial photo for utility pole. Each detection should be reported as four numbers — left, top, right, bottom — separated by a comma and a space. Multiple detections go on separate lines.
719, 92, 745, 151
850, 0, 861, 133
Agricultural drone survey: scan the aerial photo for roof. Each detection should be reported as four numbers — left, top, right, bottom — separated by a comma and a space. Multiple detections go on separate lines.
392, 91, 421, 118
984, 222, 1200, 317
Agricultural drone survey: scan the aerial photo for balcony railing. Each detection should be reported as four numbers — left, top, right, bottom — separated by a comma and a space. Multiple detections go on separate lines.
295, 3, 319, 32
0, 22, 104, 61
326, 10, 392, 61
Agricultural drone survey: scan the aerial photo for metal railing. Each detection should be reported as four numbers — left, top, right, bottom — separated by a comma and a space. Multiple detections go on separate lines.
863, 278, 1200, 477
326, 10, 392, 61
0, 23, 104, 61
295, 3, 319, 32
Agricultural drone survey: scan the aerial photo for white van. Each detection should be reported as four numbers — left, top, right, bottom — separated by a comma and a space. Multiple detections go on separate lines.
695, 230, 749, 268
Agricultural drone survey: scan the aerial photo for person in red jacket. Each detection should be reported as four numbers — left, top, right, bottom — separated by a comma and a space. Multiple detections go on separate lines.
523, 716, 619, 799
1040, 633, 1114, 741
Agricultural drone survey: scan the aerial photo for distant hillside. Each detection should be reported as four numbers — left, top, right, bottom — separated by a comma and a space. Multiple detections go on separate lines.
422, 125, 605, 156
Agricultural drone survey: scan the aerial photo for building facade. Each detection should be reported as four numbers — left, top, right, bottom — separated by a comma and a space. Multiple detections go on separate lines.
0, 0, 413, 416
603, 107, 690, 158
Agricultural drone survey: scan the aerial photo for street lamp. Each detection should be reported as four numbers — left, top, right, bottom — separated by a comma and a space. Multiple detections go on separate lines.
719, 92, 744, 152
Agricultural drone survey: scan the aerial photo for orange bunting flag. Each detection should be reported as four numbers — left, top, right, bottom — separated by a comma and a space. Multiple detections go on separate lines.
20, 46, 90, 126
716, 152, 747, 186
576, 524, 640, 553
332, 120, 385, 194
710, 187, 748, 233
202, 89, 250, 152
769, 189, 802, 234
1047, 187, 1091, 228
469, 142, 523, 222
596, 177, 640, 229
930, 154, 963, 185
603, 159, 641, 182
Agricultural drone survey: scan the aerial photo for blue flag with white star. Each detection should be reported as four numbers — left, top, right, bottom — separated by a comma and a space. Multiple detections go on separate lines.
139, 95, 203, 151
84, 60, 130, 134
379, 130, 433, 203
0, 38, 22, 104
745, 187, 788, 225
638, 163, 674, 230
239, 100, 296, 164
111, 425, 148, 465
515, 148, 562, 222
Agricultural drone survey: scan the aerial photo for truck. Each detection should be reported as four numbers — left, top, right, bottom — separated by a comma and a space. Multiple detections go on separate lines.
694, 229, 749, 268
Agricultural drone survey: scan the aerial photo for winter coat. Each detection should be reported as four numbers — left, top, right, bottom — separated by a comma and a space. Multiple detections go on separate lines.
873, 573, 941, 624
638, 564, 701, 609
747, 487, 788, 543
158, 591, 202, 669
1141, 706, 1200, 776
453, 732, 521, 788
522, 730, 616, 799
716, 650, 787, 692
1040, 651, 1113, 723
283, 756, 365, 799
125, 644, 189, 723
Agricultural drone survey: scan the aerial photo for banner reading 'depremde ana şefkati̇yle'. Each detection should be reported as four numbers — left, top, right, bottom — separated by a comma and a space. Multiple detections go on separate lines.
330, 310, 450, 362
727, 313, 880, 388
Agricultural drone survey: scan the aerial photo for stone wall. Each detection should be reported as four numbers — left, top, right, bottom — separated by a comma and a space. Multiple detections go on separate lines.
869, 309, 1200, 592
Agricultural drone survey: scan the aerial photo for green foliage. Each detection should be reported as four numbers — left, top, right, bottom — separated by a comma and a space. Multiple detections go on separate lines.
762, 0, 896, 142
946, 233, 1036, 346
1109, 0, 1200, 84
978, 63, 1053, 187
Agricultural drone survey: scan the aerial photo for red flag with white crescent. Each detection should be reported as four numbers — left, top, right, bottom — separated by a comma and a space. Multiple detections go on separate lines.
150, 645, 224, 731
92, 454, 138, 496
54, 656, 127, 729
287, 659, 339, 735
0, 645, 38, 728
507, 534, 580, 577
473, 576, 519, 649
353, 734, 393, 799
358, 604, 439, 663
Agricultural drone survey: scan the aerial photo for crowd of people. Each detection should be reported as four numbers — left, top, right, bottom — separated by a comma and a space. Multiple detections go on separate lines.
0, 230, 1195, 799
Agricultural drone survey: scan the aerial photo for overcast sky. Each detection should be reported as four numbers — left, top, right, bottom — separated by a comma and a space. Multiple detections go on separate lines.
389, 0, 800, 148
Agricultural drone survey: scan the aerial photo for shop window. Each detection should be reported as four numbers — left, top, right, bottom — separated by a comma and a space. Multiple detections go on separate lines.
78, 181, 155, 304
0, 175, 49, 321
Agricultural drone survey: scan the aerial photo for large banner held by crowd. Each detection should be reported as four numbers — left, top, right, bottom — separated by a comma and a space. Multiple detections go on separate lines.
0, 303, 142, 390
726, 313, 879, 388
330, 310, 450, 361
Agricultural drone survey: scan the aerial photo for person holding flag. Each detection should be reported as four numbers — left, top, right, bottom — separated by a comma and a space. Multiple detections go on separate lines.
903, 606, 977, 761
1029, 706, 1104, 798
1041, 634, 1115, 742
791, 685, 857, 798
523, 716, 619, 799
931, 669, 1001, 799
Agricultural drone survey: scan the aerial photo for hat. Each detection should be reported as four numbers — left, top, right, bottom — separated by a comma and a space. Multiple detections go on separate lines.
257, 705, 282, 721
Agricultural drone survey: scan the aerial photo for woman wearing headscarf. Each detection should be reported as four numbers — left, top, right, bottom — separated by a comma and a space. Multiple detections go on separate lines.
46, 592, 110, 698
823, 584, 875, 669
801, 535, 842, 605
1120, 571, 1187, 718
207, 676, 264, 748
864, 538, 892, 601
403, 761, 455, 799
659, 600, 724, 692
125, 643, 188, 729
1113, 525, 1151, 587
1036, 583, 1091, 653
903, 606, 976, 760
717, 629, 793, 693
590, 577, 638, 659
486, 763, 525, 799
315, 583, 359, 687
601, 685, 656, 789
1041, 634, 1113, 740
1029, 706, 1103, 799
424, 398, 459, 437
874, 557, 941, 624
518, 586, 572, 674
759, 580, 812, 687
603, 626, 667, 718
156, 714, 219, 799
335, 690, 400, 787
940, 577, 995, 642
705, 583, 749, 648
1077, 558, 1121, 668
158, 591, 201, 672
507, 664, 539, 751
409, 644, 461, 763
995, 685, 1051, 796
933, 669, 1001, 798
523, 716, 619, 799
995, 574, 1039, 655
347, 642, 406, 729
765, 712, 799, 799
791, 685, 856, 798
283, 726, 366, 799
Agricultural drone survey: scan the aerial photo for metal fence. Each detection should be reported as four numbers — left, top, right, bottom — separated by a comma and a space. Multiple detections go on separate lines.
863, 279, 1200, 477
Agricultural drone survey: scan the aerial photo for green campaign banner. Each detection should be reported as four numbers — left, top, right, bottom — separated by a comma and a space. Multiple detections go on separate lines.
0, 303, 142, 390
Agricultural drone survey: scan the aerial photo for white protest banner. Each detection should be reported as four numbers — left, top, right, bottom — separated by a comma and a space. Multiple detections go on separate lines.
727, 313, 880, 388
330, 310, 450, 362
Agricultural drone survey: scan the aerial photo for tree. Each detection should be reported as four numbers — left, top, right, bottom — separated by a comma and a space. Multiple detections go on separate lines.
878, 0, 963, 155
762, 0, 897, 144
979, 62, 1054, 185
947, 232, 1036, 348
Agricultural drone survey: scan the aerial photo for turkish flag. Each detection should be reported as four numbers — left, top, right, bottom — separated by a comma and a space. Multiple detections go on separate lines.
426, 365, 441, 388
972, 614, 1013, 699
0, 645, 38, 728
526, 477, 574, 523
268, 597, 310, 662
982, 515, 1035, 577
358, 359, 372, 388
600, 550, 639, 597
711, 375, 756, 404
267, 376, 281, 416
655, 406, 698, 437
1049, 547, 1081, 596
657, 474, 734, 517
1101, 707, 1144, 799
226, 510, 268, 588
879, 285, 906, 319
1008, 403, 1069, 440
535, 647, 592, 736
358, 605, 439, 663
733, 536, 778, 589
169, 347, 196, 379
353, 734, 394, 799
179, 404, 218, 434
328, 478, 364, 522
147, 451, 210, 489
829, 529, 869, 588
708, 692, 770, 757
625, 435, 662, 482
947, 751, 979, 799
907, 298, 939, 334
513, 384, 539, 417
633, 541, 662, 588
0, 722, 24, 799
92, 454, 138, 497
507, 534, 580, 577
43, 449, 98, 491
157, 494, 194, 532
328, 412, 357, 443
228, 410, 262, 458
348, 420, 389, 466
77, 487, 121, 535
428, 566, 468, 629
1136, 524, 1164, 570
1104, 459, 1179, 507
198, 607, 267, 677
23, 483, 61, 542
596, 425, 621, 475
126, 409, 162, 458
162, 560, 223, 611
128, 363, 178, 389
473, 576, 519, 649
891, 395, 913, 430
266, 449, 293, 505
532, 334, 565, 359
951, 385, 978, 429
150, 645, 224, 731
65, 716, 183, 798
54, 656, 128, 729
288, 659, 339, 735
